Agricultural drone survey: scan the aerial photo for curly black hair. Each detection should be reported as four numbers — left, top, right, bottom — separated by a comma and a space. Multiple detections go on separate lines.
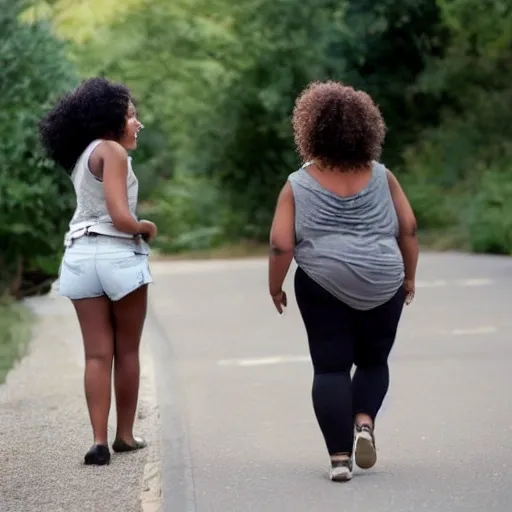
39, 77, 132, 172
292, 81, 386, 170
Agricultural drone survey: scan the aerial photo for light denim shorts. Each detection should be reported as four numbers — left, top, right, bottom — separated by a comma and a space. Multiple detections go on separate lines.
58, 234, 153, 301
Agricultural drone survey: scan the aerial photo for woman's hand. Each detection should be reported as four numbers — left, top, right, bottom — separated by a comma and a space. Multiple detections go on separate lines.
138, 220, 158, 243
271, 290, 288, 314
403, 278, 415, 305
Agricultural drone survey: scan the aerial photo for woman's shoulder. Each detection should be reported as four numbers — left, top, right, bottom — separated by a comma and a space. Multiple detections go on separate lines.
76, 138, 121, 166
86, 139, 130, 171
74, 139, 129, 180
371, 160, 389, 176
92, 139, 127, 159
288, 163, 310, 183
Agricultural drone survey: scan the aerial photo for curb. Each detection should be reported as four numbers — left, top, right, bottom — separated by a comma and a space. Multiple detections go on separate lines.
146, 301, 197, 512
140, 342, 163, 512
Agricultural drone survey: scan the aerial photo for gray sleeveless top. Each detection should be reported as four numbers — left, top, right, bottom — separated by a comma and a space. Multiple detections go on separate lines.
289, 161, 404, 310
65, 139, 139, 242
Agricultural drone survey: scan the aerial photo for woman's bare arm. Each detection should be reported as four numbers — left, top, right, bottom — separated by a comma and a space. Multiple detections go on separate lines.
100, 141, 144, 234
386, 169, 419, 283
268, 181, 296, 297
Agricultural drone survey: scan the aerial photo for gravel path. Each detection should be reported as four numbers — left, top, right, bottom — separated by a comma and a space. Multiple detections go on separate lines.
0, 289, 162, 512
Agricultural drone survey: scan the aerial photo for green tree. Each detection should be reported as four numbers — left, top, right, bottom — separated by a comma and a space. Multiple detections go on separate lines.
338, 0, 449, 168
0, 0, 77, 297
182, 0, 448, 238
32, 0, 512, 255
403, 0, 512, 253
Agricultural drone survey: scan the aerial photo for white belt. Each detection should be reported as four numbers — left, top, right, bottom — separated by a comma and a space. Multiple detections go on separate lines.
64, 221, 134, 247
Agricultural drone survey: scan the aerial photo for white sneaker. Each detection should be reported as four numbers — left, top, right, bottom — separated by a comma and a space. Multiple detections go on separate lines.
354, 424, 377, 469
329, 458, 353, 482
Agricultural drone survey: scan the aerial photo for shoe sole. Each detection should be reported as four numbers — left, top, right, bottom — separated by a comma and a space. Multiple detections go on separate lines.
84, 454, 110, 466
354, 433, 377, 469
329, 469, 353, 482
112, 437, 147, 453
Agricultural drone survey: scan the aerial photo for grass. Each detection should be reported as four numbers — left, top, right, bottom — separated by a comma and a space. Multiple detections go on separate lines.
0, 298, 33, 385
150, 227, 469, 262
417, 226, 470, 252
151, 240, 269, 261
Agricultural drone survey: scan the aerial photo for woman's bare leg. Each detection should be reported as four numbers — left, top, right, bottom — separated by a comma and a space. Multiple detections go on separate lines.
72, 296, 114, 446
111, 285, 148, 444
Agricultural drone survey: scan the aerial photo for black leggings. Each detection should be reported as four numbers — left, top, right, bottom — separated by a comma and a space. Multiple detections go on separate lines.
294, 266, 404, 456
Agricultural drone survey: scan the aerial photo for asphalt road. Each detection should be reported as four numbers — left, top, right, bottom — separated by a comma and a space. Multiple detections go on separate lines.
148, 251, 512, 512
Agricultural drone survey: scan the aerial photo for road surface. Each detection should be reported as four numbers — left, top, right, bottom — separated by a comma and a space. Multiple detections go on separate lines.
148, 251, 512, 512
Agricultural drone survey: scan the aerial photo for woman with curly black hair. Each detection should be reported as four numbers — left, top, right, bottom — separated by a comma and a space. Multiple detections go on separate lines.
268, 81, 418, 481
39, 77, 158, 466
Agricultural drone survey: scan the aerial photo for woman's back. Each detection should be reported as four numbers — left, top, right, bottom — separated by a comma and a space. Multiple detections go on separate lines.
289, 161, 404, 310
66, 139, 139, 240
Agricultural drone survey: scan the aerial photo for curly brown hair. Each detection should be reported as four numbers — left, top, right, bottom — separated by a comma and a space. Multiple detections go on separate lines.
292, 81, 386, 170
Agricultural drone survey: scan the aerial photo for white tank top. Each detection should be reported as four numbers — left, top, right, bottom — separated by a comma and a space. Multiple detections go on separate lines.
65, 139, 139, 244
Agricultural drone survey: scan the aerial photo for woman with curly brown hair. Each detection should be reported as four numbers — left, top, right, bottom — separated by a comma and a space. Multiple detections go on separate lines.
39, 77, 157, 466
268, 81, 418, 482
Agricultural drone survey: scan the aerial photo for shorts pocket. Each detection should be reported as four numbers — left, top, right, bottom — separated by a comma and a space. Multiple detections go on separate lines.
97, 251, 153, 301
133, 240, 151, 256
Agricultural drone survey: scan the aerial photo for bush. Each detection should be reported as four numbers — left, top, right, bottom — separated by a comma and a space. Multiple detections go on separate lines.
27, 0, 512, 257
130, 122, 175, 201
0, 0, 77, 297
139, 173, 231, 253
467, 169, 512, 255
403, 179, 456, 231
0, 299, 32, 384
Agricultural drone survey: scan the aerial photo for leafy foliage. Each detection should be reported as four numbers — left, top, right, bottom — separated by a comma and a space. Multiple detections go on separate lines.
60, 0, 446, 242
0, 0, 77, 297
467, 168, 512, 254
141, 172, 229, 252
0, 297, 32, 383
4, 0, 512, 285
403, 0, 512, 252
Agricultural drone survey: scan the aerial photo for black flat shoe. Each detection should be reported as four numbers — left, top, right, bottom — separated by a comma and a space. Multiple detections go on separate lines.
84, 444, 111, 466
112, 436, 147, 453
